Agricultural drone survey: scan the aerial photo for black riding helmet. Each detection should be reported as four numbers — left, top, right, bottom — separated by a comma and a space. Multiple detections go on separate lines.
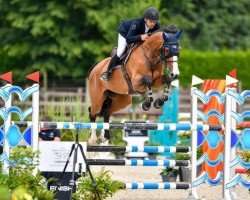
144, 7, 160, 21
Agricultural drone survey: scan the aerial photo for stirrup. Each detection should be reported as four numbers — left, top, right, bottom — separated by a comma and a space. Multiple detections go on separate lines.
100, 72, 110, 82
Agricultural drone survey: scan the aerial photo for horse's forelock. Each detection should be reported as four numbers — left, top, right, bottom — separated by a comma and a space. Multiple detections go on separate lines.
163, 24, 179, 34
149, 25, 179, 45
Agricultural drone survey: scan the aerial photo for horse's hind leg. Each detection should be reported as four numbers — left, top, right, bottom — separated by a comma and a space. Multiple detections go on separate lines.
98, 113, 111, 143
107, 94, 132, 116
88, 106, 98, 145
88, 106, 96, 122
98, 96, 112, 143
88, 93, 106, 145
98, 93, 132, 142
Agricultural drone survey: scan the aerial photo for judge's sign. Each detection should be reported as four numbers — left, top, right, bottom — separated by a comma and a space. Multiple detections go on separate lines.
39, 141, 86, 172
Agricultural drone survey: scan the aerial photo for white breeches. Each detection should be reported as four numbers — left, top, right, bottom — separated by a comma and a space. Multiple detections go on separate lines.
117, 33, 127, 57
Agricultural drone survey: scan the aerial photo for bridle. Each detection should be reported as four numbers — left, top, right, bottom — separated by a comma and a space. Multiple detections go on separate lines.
160, 41, 179, 67
141, 35, 179, 71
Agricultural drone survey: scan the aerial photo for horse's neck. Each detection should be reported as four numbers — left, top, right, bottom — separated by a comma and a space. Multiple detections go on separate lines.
143, 33, 163, 58
125, 32, 163, 74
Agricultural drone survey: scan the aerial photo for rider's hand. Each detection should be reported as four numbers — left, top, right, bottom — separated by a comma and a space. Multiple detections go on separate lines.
141, 34, 149, 41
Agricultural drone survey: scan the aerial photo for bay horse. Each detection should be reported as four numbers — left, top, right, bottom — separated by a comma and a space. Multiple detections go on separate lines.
88, 27, 182, 144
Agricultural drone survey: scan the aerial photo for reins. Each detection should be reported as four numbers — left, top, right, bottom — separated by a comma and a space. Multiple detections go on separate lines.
141, 36, 178, 72
141, 44, 161, 71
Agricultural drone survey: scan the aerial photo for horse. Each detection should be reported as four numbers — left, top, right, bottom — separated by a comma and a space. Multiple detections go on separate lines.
88, 27, 182, 144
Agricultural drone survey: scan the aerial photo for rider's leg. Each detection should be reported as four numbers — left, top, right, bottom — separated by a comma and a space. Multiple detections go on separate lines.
100, 34, 127, 82
116, 34, 127, 58
100, 54, 120, 82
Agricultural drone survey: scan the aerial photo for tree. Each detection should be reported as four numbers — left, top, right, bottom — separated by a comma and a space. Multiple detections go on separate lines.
161, 0, 250, 50
0, 0, 249, 87
0, 0, 101, 88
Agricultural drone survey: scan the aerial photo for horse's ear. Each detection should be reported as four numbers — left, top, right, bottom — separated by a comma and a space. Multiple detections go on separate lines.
174, 28, 183, 40
163, 32, 169, 43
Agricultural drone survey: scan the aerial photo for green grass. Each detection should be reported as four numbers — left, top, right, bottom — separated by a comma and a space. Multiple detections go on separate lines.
40, 98, 91, 142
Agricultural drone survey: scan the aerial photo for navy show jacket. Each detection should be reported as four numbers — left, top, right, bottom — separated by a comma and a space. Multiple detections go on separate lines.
117, 17, 160, 44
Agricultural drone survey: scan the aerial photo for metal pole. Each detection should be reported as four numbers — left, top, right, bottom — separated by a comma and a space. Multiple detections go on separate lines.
229, 88, 238, 199
223, 88, 232, 200
32, 84, 39, 175
3, 84, 12, 174
190, 86, 199, 199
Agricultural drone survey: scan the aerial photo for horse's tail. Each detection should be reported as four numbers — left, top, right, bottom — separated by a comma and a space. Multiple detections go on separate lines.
87, 61, 101, 79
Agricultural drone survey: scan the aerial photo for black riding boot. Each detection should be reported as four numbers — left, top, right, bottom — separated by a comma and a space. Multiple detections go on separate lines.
100, 54, 120, 82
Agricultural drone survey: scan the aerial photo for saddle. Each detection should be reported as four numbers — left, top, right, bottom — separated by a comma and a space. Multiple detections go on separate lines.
110, 44, 139, 95
110, 44, 134, 66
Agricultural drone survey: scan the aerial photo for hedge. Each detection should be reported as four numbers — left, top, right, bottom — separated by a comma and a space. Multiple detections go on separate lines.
179, 50, 250, 89
0, 50, 249, 89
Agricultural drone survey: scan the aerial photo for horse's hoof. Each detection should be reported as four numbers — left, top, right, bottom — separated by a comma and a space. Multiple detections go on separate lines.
142, 102, 151, 111
87, 138, 97, 145
98, 136, 108, 144
163, 96, 169, 102
153, 99, 163, 109
104, 131, 110, 140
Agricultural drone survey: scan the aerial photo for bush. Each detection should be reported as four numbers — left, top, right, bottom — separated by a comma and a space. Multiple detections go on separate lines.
178, 131, 191, 146
160, 167, 179, 177
73, 168, 124, 200
179, 50, 250, 89
174, 152, 191, 161
0, 146, 54, 200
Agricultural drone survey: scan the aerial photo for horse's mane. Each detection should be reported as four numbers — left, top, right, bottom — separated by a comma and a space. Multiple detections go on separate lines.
154, 24, 179, 34
88, 61, 100, 79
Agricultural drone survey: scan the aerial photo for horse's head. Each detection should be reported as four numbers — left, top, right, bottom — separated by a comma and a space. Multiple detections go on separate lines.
161, 28, 182, 79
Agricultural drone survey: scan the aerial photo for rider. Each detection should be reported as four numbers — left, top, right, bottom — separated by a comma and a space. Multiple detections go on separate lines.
100, 7, 161, 82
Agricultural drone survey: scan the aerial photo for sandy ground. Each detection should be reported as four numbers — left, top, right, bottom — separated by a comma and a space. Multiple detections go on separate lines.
88, 153, 250, 200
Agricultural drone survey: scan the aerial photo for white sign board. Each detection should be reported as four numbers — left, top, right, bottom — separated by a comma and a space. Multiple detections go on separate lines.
39, 141, 86, 172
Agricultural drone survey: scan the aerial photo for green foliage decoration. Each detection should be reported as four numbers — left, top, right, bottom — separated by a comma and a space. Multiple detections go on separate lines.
0, 146, 54, 200
73, 168, 124, 200
160, 167, 178, 177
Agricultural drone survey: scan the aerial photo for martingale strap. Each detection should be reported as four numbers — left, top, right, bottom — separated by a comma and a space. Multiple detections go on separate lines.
120, 44, 141, 95
121, 64, 137, 95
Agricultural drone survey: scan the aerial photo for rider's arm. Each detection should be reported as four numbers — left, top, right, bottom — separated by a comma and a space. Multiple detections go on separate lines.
126, 22, 142, 44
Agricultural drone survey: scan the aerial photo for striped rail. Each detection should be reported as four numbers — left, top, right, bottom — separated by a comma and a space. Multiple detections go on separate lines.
87, 159, 190, 167
87, 146, 190, 153
13, 121, 224, 131
124, 182, 190, 190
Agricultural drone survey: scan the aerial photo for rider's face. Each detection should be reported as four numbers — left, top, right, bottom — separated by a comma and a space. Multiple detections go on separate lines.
145, 18, 158, 29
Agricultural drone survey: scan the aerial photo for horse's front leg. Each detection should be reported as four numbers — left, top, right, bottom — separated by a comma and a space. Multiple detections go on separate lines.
153, 75, 173, 109
141, 76, 154, 111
